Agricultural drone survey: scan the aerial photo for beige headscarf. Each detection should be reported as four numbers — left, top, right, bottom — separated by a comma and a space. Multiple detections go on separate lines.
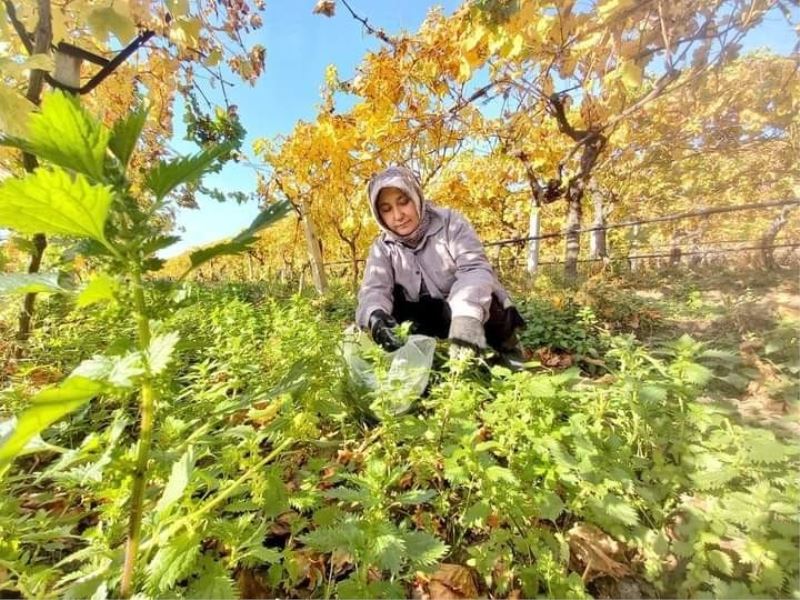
367, 165, 432, 247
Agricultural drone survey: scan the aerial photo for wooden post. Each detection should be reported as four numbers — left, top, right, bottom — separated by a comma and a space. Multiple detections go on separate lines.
299, 198, 327, 294
526, 199, 541, 276
629, 221, 641, 273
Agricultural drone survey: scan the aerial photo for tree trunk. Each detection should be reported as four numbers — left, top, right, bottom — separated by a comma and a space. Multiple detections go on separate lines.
564, 193, 581, 280
14, 0, 55, 357
526, 199, 541, 276
299, 198, 327, 294
348, 241, 360, 294
761, 206, 795, 270
245, 251, 254, 281
589, 194, 607, 260
669, 230, 683, 266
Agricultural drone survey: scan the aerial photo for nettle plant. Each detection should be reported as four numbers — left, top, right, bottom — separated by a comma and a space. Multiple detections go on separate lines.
0, 91, 289, 596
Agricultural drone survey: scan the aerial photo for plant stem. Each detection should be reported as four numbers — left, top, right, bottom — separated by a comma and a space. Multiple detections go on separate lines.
120, 269, 156, 597
141, 437, 293, 551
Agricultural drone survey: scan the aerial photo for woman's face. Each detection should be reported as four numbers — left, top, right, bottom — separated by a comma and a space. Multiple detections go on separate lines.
376, 187, 420, 236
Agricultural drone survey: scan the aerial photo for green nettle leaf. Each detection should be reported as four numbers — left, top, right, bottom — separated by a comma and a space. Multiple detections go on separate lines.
534, 491, 565, 521
301, 521, 365, 554
146, 531, 202, 594
185, 200, 291, 274
372, 531, 406, 575
145, 143, 233, 202
0, 169, 115, 250
462, 500, 491, 527
72, 352, 145, 389
325, 486, 373, 505
186, 561, 238, 599
109, 107, 148, 167
680, 362, 713, 386
0, 272, 68, 296
599, 494, 639, 527
336, 575, 371, 599
485, 465, 518, 485
747, 433, 794, 464
148, 331, 181, 374
6, 91, 111, 180
639, 383, 668, 403
156, 446, 196, 515
76, 273, 118, 307
245, 547, 282, 564
707, 549, 734, 576
402, 531, 448, 568
395, 489, 436, 505
0, 376, 102, 472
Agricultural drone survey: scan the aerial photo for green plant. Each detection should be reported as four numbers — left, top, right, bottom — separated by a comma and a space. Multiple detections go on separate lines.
516, 297, 605, 357
0, 91, 290, 596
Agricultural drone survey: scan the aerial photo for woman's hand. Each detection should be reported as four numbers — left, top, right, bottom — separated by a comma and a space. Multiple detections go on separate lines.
368, 310, 403, 352
448, 316, 487, 350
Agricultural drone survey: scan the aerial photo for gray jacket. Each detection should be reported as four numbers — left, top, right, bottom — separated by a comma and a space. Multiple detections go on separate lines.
356, 204, 512, 328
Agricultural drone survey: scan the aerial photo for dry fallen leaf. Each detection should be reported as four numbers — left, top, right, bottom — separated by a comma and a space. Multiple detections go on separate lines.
567, 522, 631, 582
535, 347, 574, 369
236, 567, 271, 599
428, 563, 479, 599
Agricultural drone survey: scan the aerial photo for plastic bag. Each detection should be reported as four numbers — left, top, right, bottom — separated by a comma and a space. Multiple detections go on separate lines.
342, 325, 436, 416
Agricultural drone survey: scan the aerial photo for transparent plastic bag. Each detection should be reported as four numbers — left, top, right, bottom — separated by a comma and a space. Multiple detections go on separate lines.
342, 325, 436, 416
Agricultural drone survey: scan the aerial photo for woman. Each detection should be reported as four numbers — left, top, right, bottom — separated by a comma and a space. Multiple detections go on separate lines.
356, 165, 525, 356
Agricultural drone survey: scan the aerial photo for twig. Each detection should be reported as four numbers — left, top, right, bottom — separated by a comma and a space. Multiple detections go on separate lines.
339, 0, 396, 47
2, 0, 33, 54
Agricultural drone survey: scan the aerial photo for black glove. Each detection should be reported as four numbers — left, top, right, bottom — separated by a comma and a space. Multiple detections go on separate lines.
368, 310, 403, 351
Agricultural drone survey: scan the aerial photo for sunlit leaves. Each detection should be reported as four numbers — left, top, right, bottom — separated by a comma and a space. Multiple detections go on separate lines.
156, 446, 196, 516
76, 274, 118, 308
0, 86, 37, 138
148, 332, 181, 374
145, 143, 233, 202
6, 91, 111, 181
109, 107, 148, 167
87, 4, 137, 44
146, 531, 201, 595
185, 200, 291, 274
0, 376, 102, 472
0, 272, 67, 296
0, 169, 115, 251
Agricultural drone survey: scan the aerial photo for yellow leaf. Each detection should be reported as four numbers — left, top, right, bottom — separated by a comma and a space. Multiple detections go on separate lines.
205, 48, 222, 67
0, 86, 36, 137
87, 5, 137, 44
166, 0, 189, 19
0, 54, 53, 78
170, 17, 201, 48
572, 30, 605, 52
501, 33, 525, 59
325, 64, 339, 88
619, 61, 642, 89
24, 53, 54, 72
597, 0, 637, 22
461, 24, 486, 53
487, 32, 507, 54
458, 55, 472, 82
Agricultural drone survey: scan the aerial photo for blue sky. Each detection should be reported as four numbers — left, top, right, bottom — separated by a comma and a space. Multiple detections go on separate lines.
162, 0, 798, 259
164, 0, 462, 257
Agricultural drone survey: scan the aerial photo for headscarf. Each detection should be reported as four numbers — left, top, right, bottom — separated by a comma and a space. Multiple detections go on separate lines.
367, 165, 432, 247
